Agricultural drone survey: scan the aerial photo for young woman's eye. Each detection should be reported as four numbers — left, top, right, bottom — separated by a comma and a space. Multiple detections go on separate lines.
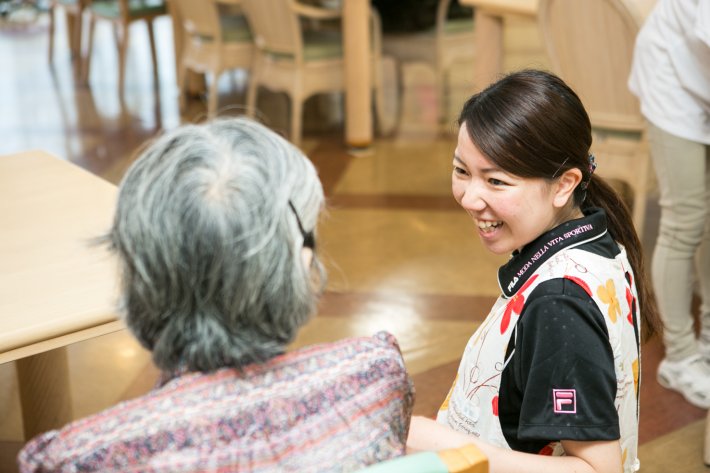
453, 166, 468, 176
488, 178, 506, 186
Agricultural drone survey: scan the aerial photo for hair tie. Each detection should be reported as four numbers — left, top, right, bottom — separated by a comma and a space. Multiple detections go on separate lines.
580, 153, 596, 191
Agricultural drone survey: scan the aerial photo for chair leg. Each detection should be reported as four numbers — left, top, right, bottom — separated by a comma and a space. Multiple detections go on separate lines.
117, 23, 129, 96
631, 152, 650, 236
246, 65, 259, 118
374, 55, 397, 136
178, 62, 188, 113
146, 19, 159, 87
113, 21, 121, 52
82, 15, 96, 84
631, 190, 647, 237
65, 10, 78, 60
290, 95, 303, 147
207, 70, 220, 119
70, 10, 84, 75
389, 60, 406, 130
436, 67, 448, 124
704, 410, 710, 466
47, 4, 56, 64
433, 62, 446, 124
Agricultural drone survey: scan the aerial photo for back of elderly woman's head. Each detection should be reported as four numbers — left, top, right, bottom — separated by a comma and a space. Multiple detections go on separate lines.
108, 117, 324, 373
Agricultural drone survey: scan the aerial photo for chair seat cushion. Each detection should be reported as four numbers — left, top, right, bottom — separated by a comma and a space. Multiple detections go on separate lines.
264, 30, 343, 62
90, 0, 166, 19
444, 18, 474, 34
196, 14, 253, 43
384, 17, 473, 39
220, 13, 253, 43
303, 29, 343, 60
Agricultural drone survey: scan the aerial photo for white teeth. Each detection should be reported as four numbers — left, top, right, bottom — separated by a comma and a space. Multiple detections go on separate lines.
476, 220, 502, 231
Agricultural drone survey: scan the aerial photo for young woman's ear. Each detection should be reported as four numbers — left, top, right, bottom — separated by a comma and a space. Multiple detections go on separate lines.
553, 168, 583, 208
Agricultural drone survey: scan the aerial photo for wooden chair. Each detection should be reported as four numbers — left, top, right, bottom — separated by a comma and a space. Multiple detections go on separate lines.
47, 0, 87, 73
380, 0, 475, 123
356, 444, 488, 473
171, 0, 254, 118
242, 0, 389, 147
82, 0, 168, 94
538, 0, 652, 235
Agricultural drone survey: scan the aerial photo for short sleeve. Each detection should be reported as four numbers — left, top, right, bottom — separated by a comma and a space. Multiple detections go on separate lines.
499, 279, 619, 452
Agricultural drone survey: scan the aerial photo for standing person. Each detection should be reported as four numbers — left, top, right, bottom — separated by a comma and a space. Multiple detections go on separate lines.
18, 117, 414, 472
628, 0, 710, 409
407, 69, 662, 473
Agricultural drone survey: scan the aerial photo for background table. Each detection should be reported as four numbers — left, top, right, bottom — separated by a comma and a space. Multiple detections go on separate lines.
458, 0, 656, 91
0, 151, 123, 439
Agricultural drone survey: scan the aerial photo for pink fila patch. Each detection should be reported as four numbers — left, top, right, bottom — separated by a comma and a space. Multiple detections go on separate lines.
552, 389, 577, 414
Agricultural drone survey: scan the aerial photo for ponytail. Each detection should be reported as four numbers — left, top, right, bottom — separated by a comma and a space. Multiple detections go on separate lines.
583, 175, 662, 342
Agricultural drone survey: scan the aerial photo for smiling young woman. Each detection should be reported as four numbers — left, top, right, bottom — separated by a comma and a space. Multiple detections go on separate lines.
407, 69, 662, 473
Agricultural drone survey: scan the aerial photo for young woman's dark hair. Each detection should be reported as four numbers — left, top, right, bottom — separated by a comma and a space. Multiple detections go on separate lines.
458, 69, 661, 341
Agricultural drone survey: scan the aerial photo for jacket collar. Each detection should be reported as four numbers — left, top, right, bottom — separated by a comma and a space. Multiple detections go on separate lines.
497, 207, 608, 298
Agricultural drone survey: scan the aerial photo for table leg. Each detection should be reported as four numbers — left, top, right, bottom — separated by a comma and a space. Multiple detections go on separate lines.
704, 409, 710, 466
343, 0, 373, 151
16, 348, 73, 440
65, 12, 79, 60
472, 11, 504, 90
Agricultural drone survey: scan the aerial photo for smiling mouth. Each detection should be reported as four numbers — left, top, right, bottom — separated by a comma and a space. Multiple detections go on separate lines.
475, 219, 503, 233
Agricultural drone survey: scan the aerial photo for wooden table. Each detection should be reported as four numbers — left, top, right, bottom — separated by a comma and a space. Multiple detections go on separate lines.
0, 151, 123, 439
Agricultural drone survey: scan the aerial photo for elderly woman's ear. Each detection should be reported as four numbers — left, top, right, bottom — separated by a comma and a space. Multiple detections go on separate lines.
301, 247, 314, 269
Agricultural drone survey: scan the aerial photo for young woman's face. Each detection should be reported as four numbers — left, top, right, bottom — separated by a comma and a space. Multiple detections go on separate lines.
452, 123, 580, 255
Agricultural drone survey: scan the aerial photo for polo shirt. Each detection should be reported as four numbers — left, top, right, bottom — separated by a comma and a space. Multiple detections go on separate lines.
497, 208, 633, 453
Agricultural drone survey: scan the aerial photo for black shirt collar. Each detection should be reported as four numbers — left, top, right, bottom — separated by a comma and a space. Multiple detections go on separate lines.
497, 207, 608, 298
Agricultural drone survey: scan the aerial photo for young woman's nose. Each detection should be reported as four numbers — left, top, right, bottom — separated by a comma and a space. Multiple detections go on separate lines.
460, 182, 486, 212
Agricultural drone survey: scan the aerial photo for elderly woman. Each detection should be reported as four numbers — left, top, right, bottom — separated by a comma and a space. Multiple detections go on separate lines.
18, 117, 414, 472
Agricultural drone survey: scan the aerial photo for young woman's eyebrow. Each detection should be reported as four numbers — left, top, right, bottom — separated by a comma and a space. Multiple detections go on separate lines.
454, 154, 503, 175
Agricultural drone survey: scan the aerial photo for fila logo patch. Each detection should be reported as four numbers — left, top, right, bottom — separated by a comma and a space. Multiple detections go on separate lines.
552, 389, 577, 414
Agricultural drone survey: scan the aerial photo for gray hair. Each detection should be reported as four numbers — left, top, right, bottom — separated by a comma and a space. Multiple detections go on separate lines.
106, 117, 325, 372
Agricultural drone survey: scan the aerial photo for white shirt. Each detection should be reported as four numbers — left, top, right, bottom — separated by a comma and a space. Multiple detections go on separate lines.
628, 0, 710, 144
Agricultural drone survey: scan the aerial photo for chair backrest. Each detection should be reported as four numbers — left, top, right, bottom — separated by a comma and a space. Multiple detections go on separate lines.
538, 0, 645, 132
243, 0, 304, 60
172, 0, 221, 41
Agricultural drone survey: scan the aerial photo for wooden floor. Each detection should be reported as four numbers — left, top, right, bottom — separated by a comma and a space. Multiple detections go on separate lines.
0, 9, 707, 473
